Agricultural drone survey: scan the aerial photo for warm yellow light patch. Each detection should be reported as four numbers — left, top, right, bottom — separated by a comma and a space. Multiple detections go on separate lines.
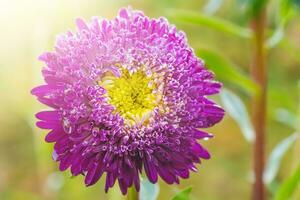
99, 68, 157, 124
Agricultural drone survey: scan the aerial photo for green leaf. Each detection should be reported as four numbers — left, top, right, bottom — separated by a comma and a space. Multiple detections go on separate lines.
139, 179, 159, 200
280, 0, 294, 17
276, 0, 300, 11
266, 0, 296, 48
220, 89, 255, 143
274, 166, 300, 200
264, 133, 298, 185
268, 180, 281, 195
172, 187, 192, 200
294, 0, 300, 8
203, 0, 223, 15
242, 0, 269, 18
196, 49, 258, 95
266, 26, 285, 48
275, 108, 298, 129
167, 9, 252, 39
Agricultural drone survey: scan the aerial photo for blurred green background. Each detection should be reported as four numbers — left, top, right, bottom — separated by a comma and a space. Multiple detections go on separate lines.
0, 0, 299, 199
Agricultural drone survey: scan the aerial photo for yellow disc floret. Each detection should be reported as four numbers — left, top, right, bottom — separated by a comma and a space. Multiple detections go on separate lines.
99, 68, 157, 125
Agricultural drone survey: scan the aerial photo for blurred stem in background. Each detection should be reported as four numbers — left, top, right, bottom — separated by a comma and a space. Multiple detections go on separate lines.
250, 6, 267, 200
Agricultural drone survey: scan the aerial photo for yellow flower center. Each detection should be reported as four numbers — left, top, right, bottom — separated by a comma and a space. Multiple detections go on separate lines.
99, 68, 157, 125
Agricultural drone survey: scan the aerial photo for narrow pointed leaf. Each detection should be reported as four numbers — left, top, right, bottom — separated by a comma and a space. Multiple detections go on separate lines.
220, 89, 255, 142
274, 166, 300, 200
167, 10, 252, 38
266, 26, 285, 48
140, 179, 159, 200
203, 0, 223, 15
172, 187, 193, 200
196, 49, 258, 95
266, 0, 296, 48
264, 133, 298, 184
275, 108, 298, 129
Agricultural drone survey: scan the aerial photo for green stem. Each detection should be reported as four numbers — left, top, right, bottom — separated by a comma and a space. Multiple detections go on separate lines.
127, 186, 138, 200
250, 7, 267, 200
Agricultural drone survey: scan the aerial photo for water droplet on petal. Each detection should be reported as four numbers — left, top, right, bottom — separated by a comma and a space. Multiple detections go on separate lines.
52, 150, 58, 161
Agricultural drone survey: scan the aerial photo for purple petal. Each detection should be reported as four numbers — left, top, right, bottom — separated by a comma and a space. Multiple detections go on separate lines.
76, 18, 89, 31
144, 155, 158, 183
85, 161, 104, 186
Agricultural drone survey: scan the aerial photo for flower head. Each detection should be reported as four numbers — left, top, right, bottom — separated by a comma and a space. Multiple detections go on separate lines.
32, 8, 224, 194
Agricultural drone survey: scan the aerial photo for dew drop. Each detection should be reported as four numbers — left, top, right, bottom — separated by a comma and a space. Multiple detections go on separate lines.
52, 150, 58, 161
203, 137, 210, 141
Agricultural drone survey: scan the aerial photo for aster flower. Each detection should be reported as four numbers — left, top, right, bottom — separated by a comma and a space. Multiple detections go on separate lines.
31, 8, 224, 195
